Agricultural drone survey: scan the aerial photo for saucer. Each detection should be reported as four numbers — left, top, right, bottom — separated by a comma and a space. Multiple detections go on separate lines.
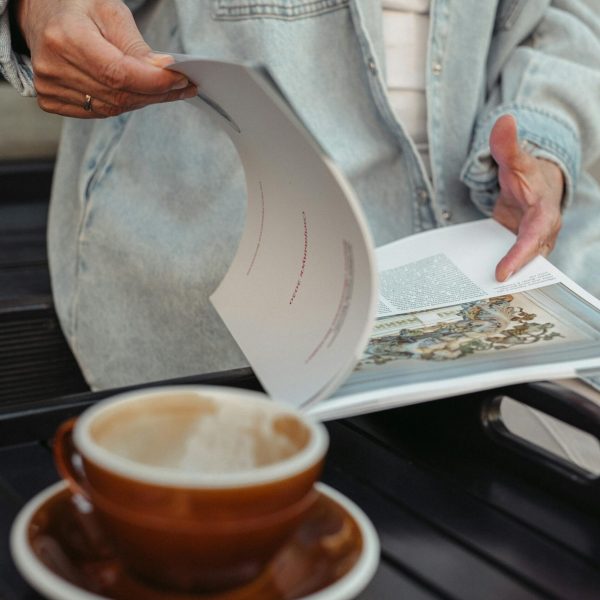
11, 481, 379, 600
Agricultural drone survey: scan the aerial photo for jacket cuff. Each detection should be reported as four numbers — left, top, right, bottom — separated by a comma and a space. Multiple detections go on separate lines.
0, 6, 35, 96
460, 104, 580, 215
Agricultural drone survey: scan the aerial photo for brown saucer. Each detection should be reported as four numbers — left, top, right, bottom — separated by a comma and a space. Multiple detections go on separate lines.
11, 482, 379, 600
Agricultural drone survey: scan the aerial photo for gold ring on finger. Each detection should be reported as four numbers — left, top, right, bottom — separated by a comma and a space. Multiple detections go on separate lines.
83, 94, 93, 112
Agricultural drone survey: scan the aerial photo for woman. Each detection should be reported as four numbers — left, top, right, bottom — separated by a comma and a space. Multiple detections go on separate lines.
1, 0, 599, 388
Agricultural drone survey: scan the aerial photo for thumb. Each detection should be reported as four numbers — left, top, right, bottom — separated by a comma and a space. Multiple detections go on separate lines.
489, 114, 525, 171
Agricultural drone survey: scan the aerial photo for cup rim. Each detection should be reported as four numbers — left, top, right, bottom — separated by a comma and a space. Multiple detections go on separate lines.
73, 385, 328, 488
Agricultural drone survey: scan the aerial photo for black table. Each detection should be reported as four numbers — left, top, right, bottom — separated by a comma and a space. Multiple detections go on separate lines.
1, 371, 599, 600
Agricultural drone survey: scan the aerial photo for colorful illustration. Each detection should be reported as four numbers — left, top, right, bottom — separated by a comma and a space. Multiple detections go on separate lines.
358, 295, 564, 367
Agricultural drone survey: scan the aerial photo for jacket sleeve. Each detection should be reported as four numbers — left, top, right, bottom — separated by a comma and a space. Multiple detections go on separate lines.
0, 0, 34, 95
460, 0, 600, 214
0, 0, 149, 97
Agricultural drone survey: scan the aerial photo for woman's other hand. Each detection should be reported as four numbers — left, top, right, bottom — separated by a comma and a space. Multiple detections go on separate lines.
490, 114, 564, 282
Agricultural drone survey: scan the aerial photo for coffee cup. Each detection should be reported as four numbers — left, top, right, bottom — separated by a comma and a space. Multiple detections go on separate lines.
53, 385, 328, 592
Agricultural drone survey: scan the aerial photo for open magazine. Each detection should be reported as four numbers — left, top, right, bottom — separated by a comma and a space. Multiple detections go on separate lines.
170, 57, 600, 420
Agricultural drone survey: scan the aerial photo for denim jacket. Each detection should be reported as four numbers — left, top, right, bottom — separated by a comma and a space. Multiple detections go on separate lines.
1, 0, 599, 388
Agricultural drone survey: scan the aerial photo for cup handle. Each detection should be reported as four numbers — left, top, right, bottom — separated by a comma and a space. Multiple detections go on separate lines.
53, 417, 91, 501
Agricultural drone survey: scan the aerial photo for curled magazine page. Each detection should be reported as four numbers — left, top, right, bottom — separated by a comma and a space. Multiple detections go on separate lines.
169, 58, 377, 407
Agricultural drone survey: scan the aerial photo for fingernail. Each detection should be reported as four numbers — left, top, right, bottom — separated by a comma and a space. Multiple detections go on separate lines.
504, 271, 514, 281
171, 77, 190, 90
147, 52, 174, 67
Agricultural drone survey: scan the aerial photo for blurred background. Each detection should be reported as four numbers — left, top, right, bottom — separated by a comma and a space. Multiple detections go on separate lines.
0, 78, 82, 407
0, 79, 62, 161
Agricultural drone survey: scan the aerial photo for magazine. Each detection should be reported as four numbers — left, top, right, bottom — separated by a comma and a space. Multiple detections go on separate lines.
170, 57, 600, 420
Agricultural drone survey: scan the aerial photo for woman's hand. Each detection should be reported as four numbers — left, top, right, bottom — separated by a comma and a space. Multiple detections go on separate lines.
16, 0, 197, 118
490, 114, 564, 281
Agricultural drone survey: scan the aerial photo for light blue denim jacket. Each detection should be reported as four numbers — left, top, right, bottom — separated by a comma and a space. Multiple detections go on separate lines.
1, 0, 600, 388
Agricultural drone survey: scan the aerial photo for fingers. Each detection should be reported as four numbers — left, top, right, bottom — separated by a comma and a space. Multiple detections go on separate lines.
36, 82, 197, 118
46, 24, 186, 95
496, 236, 543, 283
495, 207, 561, 282
34, 64, 196, 118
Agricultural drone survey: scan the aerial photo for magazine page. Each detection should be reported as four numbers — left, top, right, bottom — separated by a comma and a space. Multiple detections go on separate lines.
309, 222, 600, 420
169, 58, 378, 407
376, 219, 574, 316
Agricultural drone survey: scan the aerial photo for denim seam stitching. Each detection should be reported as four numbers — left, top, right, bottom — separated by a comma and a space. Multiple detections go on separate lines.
213, 0, 348, 20
70, 115, 132, 376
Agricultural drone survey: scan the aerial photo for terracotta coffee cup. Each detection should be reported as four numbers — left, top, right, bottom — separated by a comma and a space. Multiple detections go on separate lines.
53, 386, 328, 592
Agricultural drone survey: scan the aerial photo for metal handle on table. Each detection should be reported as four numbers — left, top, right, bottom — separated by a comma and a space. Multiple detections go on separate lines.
481, 381, 600, 495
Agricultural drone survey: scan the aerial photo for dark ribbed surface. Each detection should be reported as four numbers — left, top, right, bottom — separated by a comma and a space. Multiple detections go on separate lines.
0, 159, 89, 409
0, 309, 88, 408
